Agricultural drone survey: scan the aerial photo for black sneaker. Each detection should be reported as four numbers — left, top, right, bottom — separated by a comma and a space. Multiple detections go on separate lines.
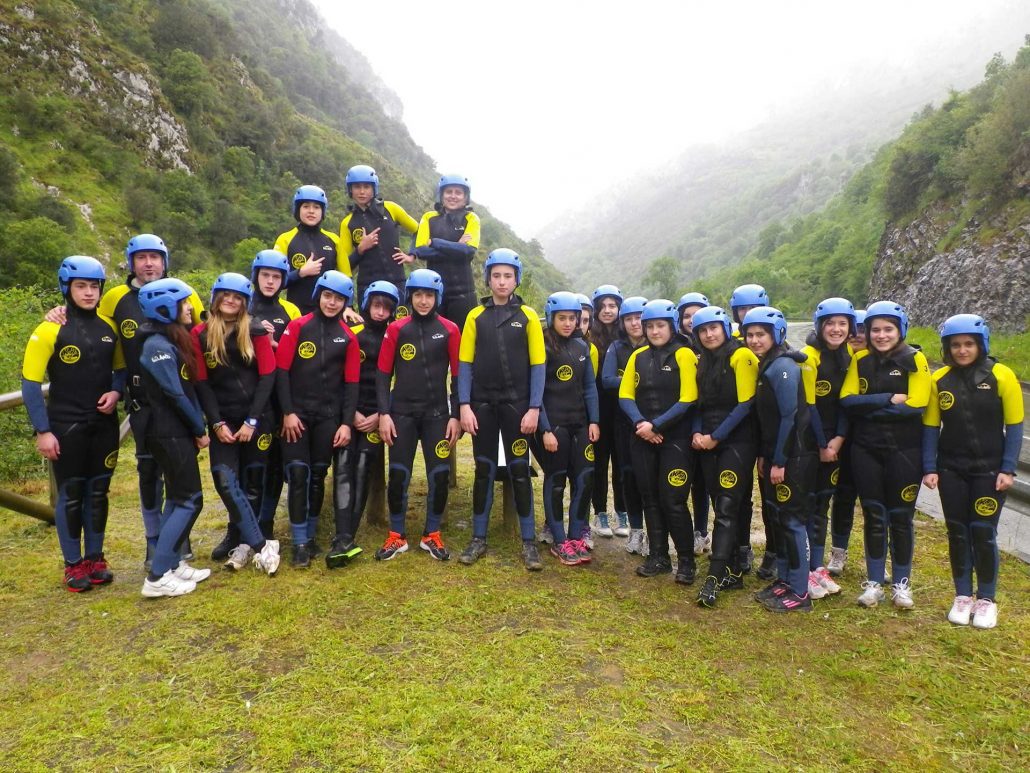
308, 538, 322, 557
719, 569, 745, 590
325, 536, 362, 569
697, 575, 719, 608
674, 558, 696, 585
291, 542, 312, 568
522, 540, 544, 571
210, 527, 238, 561
762, 589, 812, 613
636, 555, 673, 577
458, 537, 488, 565
754, 579, 790, 602
738, 545, 754, 575
755, 551, 777, 580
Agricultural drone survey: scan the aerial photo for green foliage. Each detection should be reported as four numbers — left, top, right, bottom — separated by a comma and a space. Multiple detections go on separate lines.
908, 324, 1030, 380
642, 256, 681, 299
160, 49, 218, 116
0, 218, 74, 289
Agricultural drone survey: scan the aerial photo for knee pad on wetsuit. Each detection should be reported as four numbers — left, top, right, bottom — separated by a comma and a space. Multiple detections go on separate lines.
509, 460, 532, 516
862, 500, 888, 560
427, 464, 450, 516
387, 465, 411, 515
86, 473, 112, 534
472, 458, 497, 515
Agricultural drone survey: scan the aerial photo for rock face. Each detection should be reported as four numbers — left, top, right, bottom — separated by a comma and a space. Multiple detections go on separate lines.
870, 201, 1030, 333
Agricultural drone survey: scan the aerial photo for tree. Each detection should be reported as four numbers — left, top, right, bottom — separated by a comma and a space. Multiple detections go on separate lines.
0, 217, 73, 288
643, 256, 681, 299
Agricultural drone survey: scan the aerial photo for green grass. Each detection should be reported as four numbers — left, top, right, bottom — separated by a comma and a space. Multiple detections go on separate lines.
1, 443, 1028, 771
908, 325, 1030, 380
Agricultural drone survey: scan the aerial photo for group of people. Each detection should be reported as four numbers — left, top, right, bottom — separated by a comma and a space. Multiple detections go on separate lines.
20, 167, 1023, 629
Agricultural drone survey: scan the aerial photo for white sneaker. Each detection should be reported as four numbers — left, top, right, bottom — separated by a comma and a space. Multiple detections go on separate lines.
613, 512, 630, 537
807, 571, 829, 600
173, 560, 211, 583
581, 527, 594, 550
891, 578, 914, 609
141, 570, 197, 598
693, 530, 712, 556
857, 580, 885, 608
814, 566, 841, 595
625, 529, 646, 555
538, 529, 554, 545
254, 540, 281, 575
948, 595, 974, 626
827, 547, 847, 576
593, 513, 614, 538
971, 598, 998, 629
224, 544, 254, 571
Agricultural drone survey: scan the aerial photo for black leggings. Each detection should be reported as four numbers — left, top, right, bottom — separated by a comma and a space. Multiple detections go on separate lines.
759, 454, 817, 596
146, 434, 203, 577
208, 417, 271, 549
938, 468, 1004, 600
387, 414, 452, 536
630, 432, 693, 562
613, 418, 644, 529
592, 392, 625, 515
698, 440, 757, 578
282, 415, 337, 542
829, 440, 858, 549
333, 429, 385, 541
532, 424, 594, 543
470, 401, 535, 540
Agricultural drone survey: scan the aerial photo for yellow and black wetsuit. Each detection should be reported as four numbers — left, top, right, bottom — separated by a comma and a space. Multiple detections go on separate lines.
339, 200, 417, 301
273, 226, 349, 316
413, 207, 481, 330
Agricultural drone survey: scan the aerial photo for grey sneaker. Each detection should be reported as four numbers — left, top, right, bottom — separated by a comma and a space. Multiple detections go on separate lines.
522, 540, 544, 571
459, 537, 488, 565
593, 513, 614, 537
224, 544, 254, 571
538, 529, 554, 545
581, 527, 594, 550
625, 528, 646, 555
827, 547, 847, 576
613, 512, 630, 537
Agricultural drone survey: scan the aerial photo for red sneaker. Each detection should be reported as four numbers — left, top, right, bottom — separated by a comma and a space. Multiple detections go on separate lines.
86, 555, 114, 585
63, 561, 93, 593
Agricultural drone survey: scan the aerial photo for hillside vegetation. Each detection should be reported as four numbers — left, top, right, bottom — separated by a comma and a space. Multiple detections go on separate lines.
0, 0, 565, 304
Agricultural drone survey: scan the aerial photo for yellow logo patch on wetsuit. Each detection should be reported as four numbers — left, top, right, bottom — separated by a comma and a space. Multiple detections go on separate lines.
59, 345, 81, 364
858, 377, 868, 394
359, 349, 366, 363
257, 433, 273, 451
938, 391, 955, 411
511, 438, 528, 457
830, 467, 840, 486
974, 497, 998, 516
815, 380, 832, 397
435, 440, 451, 459
367, 430, 382, 444
584, 443, 595, 462
719, 470, 738, 489
616, 368, 624, 378
291, 253, 307, 269
104, 451, 118, 469
400, 343, 416, 361
298, 341, 316, 359
634, 372, 640, 388
556, 365, 573, 382
775, 484, 791, 503
901, 484, 918, 503
204, 352, 217, 369
395, 305, 409, 319
351, 227, 365, 245
180, 364, 189, 381
120, 319, 138, 339
667, 468, 688, 487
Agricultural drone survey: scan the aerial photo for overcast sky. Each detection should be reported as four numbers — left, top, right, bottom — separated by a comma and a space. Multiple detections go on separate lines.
315, 0, 1025, 238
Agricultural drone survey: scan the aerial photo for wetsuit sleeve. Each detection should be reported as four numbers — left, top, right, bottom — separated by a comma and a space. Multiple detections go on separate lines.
281, 299, 302, 321
21, 379, 49, 433
385, 201, 419, 235
412, 212, 475, 262
525, 307, 546, 409
446, 318, 461, 418
21, 322, 58, 432
840, 353, 892, 413
275, 318, 302, 414
584, 355, 600, 425
618, 349, 646, 426
414, 213, 432, 249
589, 343, 599, 379
711, 348, 759, 441
651, 348, 698, 433
768, 358, 801, 468
996, 363, 1025, 473
97, 286, 122, 319
191, 326, 221, 426
326, 231, 351, 276
809, 405, 828, 448
920, 374, 943, 473
601, 343, 622, 391
376, 322, 399, 415
866, 351, 932, 419
140, 337, 206, 436
187, 290, 205, 323
275, 229, 300, 286
458, 308, 481, 405
246, 331, 277, 420
339, 325, 361, 425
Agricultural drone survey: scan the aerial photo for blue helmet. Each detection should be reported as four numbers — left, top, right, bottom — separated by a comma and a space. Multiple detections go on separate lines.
251, 249, 290, 283
940, 313, 990, 355
436, 173, 470, 205
855, 309, 867, 327
640, 299, 677, 325
138, 278, 194, 324
545, 291, 583, 326
576, 293, 592, 310
361, 280, 401, 312
619, 295, 648, 318
484, 248, 522, 286
312, 270, 354, 304
346, 165, 379, 197
865, 300, 909, 339
406, 268, 444, 307
813, 296, 857, 336
592, 284, 623, 305
211, 272, 253, 304
690, 305, 732, 340
58, 255, 106, 297
741, 305, 788, 345
730, 283, 769, 313
677, 292, 709, 316
293, 185, 328, 220
125, 233, 169, 274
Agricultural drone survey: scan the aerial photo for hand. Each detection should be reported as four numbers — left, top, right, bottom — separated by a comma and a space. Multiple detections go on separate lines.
819, 447, 838, 463
770, 465, 785, 485
358, 227, 381, 254
756, 457, 766, 479
235, 424, 255, 443
890, 393, 908, 405
379, 414, 397, 447
459, 234, 473, 245
921, 473, 938, 490
460, 404, 478, 435
697, 434, 717, 451
635, 421, 657, 443
692, 433, 704, 450
520, 407, 540, 435
195, 435, 211, 450
392, 248, 415, 265
542, 431, 558, 452
36, 431, 60, 461
588, 423, 600, 443
44, 306, 67, 325
215, 424, 236, 444
996, 472, 1014, 492
354, 411, 378, 433
96, 391, 120, 414
281, 413, 305, 442
261, 320, 276, 337
332, 424, 352, 448
343, 307, 363, 325
446, 417, 461, 445
298, 254, 324, 278
827, 436, 845, 455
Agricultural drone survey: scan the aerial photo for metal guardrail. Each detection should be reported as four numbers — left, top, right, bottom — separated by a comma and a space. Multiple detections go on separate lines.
0, 384, 131, 524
